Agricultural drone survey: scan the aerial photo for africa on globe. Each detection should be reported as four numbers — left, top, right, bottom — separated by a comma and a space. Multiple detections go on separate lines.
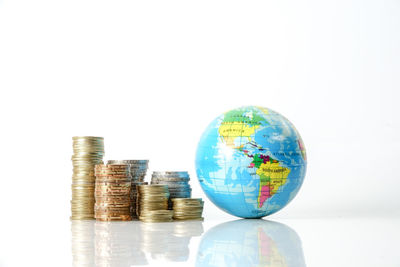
195, 106, 307, 218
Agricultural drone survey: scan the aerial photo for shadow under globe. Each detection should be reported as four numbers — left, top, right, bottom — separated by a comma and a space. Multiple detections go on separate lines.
196, 219, 306, 267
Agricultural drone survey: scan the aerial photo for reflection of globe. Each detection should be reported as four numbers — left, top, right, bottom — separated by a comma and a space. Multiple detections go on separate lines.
195, 106, 307, 218
196, 219, 306, 267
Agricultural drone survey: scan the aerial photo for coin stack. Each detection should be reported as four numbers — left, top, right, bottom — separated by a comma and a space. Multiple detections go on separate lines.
139, 210, 174, 223
106, 160, 149, 182
107, 160, 149, 219
151, 171, 192, 208
131, 181, 148, 219
71, 136, 105, 220
172, 198, 204, 220
137, 185, 172, 222
94, 164, 132, 221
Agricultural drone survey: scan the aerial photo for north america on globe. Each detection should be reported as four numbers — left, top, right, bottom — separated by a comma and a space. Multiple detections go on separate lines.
195, 106, 307, 218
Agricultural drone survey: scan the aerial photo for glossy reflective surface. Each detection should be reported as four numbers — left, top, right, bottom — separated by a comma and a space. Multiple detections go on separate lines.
0, 217, 399, 266
67, 217, 400, 267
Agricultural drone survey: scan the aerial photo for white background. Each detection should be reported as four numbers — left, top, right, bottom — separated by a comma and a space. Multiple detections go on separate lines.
0, 0, 399, 266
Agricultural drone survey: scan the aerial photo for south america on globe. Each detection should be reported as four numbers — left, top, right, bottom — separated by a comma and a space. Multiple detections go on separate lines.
195, 106, 307, 218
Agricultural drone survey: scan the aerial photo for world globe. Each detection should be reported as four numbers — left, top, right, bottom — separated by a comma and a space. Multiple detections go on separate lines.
195, 106, 307, 218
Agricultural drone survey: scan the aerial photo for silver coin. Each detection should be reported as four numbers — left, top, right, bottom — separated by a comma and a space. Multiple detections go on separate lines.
107, 159, 148, 164
151, 177, 189, 181
152, 171, 189, 177
151, 181, 189, 186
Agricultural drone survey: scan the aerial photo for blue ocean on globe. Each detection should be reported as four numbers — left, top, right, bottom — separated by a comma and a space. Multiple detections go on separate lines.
195, 106, 307, 218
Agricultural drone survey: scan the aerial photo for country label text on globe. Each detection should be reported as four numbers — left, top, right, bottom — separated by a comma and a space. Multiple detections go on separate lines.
195, 106, 307, 218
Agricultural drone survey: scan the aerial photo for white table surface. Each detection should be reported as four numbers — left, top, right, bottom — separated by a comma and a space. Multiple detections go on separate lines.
0, 216, 398, 267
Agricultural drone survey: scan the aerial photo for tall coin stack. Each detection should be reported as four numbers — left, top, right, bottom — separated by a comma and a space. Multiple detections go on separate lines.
172, 198, 204, 221
107, 160, 149, 219
94, 164, 132, 221
151, 171, 192, 208
137, 185, 172, 222
71, 136, 105, 220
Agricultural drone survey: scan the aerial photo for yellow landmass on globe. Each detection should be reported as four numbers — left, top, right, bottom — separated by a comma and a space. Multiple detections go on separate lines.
256, 161, 290, 207
256, 106, 269, 116
219, 122, 259, 148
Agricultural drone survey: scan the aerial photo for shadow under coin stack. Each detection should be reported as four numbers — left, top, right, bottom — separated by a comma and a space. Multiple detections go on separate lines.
172, 198, 204, 221
71, 136, 105, 220
151, 171, 192, 208
107, 160, 149, 219
138, 185, 173, 222
94, 164, 132, 221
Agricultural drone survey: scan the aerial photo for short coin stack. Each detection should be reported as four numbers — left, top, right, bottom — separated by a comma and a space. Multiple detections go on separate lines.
172, 198, 204, 221
107, 160, 149, 219
137, 185, 172, 222
131, 181, 148, 219
151, 171, 192, 208
71, 136, 105, 220
139, 210, 174, 223
94, 164, 132, 221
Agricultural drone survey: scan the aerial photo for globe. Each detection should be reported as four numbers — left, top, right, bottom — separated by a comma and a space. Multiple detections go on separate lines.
196, 219, 306, 267
195, 106, 307, 218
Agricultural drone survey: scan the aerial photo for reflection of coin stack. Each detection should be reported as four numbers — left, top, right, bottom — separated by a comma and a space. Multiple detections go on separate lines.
137, 185, 172, 222
107, 160, 149, 219
71, 136, 105, 220
94, 164, 132, 221
140, 220, 204, 262
151, 171, 192, 208
71, 220, 95, 266
165, 221, 204, 261
174, 220, 204, 237
172, 198, 204, 220
95, 222, 148, 266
